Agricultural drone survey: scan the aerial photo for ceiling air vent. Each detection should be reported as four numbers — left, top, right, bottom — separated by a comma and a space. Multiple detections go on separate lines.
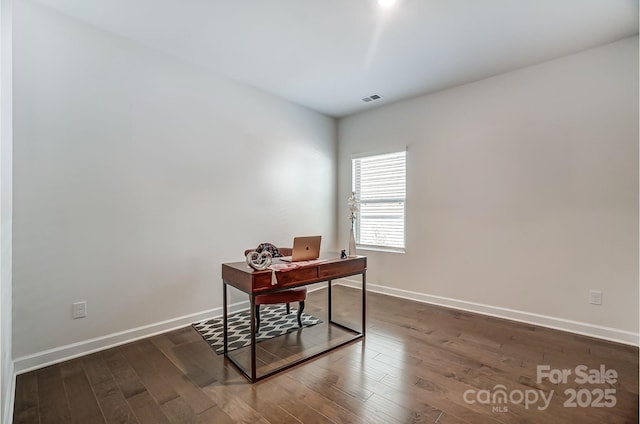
362, 94, 382, 103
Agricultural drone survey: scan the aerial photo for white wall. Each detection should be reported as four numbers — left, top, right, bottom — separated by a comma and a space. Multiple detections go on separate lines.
1, 0, 13, 419
13, 1, 336, 370
338, 37, 639, 343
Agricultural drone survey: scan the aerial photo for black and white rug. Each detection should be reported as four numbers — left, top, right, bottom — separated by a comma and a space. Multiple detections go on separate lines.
193, 304, 322, 354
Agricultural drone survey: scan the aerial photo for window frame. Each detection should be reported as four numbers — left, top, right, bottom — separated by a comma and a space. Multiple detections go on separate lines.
351, 149, 407, 253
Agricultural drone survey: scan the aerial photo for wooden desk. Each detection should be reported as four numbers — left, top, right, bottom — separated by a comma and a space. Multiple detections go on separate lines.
222, 255, 367, 382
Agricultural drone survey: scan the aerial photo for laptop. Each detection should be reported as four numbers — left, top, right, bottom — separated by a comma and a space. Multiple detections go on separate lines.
279, 236, 322, 262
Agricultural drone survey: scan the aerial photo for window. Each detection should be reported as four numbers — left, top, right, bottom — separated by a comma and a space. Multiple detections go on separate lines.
352, 150, 406, 250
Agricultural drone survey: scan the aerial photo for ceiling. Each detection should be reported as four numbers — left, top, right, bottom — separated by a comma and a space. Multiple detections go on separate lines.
33, 0, 639, 117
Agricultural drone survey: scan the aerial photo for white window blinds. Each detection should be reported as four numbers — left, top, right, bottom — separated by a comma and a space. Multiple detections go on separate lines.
352, 150, 406, 250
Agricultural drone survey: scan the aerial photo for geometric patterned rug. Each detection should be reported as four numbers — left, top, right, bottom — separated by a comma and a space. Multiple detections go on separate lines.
193, 304, 322, 354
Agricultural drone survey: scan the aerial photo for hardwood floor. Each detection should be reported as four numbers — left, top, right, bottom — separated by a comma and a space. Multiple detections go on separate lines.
13, 285, 639, 423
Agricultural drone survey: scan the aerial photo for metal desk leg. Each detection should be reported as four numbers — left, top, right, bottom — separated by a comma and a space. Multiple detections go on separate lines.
362, 271, 366, 336
250, 294, 257, 382
327, 279, 332, 323
223, 282, 228, 354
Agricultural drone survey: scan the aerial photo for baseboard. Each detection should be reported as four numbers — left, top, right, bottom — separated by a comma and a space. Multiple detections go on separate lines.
338, 279, 639, 347
16, 280, 635, 376
3, 360, 14, 424
14, 283, 329, 375
13, 300, 252, 375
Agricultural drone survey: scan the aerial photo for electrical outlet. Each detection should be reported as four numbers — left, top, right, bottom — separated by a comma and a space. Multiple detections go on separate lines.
589, 290, 602, 305
73, 301, 87, 319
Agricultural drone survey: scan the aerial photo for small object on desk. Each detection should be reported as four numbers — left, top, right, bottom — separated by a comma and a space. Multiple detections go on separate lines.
246, 250, 272, 270
348, 192, 359, 257
340, 249, 347, 259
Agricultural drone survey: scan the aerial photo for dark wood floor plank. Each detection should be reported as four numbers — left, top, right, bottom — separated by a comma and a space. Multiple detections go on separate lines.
150, 334, 191, 374
36, 366, 72, 424
212, 375, 306, 423
166, 340, 224, 388
276, 400, 334, 424
102, 349, 146, 399
365, 392, 442, 424
200, 383, 270, 424
270, 372, 364, 424
356, 357, 509, 424
83, 352, 116, 386
59, 359, 106, 424
229, 384, 303, 424
305, 356, 377, 402
136, 339, 215, 414
435, 411, 471, 424
166, 326, 199, 346
126, 391, 172, 424
287, 366, 402, 424
13, 286, 639, 424
194, 405, 236, 424
118, 343, 179, 405
13, 372, 39, 424
92, 377, 139, 424
160, 397, 195, 424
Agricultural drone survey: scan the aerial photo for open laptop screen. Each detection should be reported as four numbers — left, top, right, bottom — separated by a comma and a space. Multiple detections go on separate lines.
279, 236, 321, 262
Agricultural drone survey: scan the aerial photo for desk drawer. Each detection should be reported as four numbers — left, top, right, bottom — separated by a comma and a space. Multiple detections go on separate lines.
275, 267, 318, 286
318, 257, 366, 278
252, 272, 273, 291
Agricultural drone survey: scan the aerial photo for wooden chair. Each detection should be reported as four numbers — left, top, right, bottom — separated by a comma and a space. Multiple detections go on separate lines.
244, 245, 307, 332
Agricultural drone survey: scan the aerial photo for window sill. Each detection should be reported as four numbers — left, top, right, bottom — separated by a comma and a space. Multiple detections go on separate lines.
356, 245, 405, 254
